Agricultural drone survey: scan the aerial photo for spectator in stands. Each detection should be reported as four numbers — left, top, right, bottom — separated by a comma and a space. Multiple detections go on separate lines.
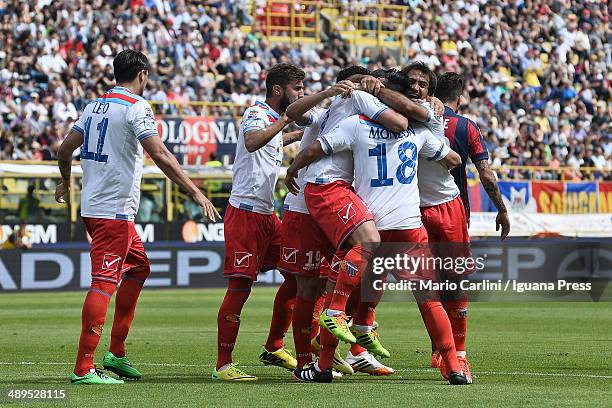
1, 222, 32, 250
18, 185, 42, 221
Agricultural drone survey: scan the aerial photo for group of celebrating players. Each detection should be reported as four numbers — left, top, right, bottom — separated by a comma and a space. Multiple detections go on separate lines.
56, 49, 509, 385
214, 61, 510, 384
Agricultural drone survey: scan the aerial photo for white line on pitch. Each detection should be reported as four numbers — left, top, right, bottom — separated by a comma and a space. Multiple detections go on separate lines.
1, 362, 611, 379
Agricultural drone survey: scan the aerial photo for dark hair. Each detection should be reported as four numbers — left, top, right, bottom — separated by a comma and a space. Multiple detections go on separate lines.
435, 72, 464, 103
113, 50, 149, 83
401, 62, 437, 95
265, 63, 305, 97
336, 65, 370, 82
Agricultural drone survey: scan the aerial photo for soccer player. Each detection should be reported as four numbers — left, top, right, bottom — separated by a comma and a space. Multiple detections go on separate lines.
285, 72, 468, 384
55, 50, 219, 385
213, 63, 306, 381
284, 67, 419, 371
420, 71, 510, 380
281, 69, 384, 376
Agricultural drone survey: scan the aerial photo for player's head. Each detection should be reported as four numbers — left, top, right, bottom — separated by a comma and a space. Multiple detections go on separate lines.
265, 63, 305, 112
336, 65, 370, 83
382, 69, 412, 95
113, 49, 150, 96
401, 62, 437, 99
435, 72, 464, 107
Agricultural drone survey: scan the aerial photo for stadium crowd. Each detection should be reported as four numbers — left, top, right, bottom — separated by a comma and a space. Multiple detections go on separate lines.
0, 0, 609, 180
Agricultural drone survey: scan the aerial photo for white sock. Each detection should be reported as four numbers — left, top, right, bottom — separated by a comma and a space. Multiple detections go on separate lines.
326, 309, 343, 317
456, 351, 467, 358
314, 361, 322, 372
218, 363, 232, 371
354, 324, 372, 332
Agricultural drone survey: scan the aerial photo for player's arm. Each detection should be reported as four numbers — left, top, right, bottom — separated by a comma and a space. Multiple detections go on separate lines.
244, 114, 292, 152
350, 90, 407, 133
140, 136, 220, 221
475, 159, 510, 240
55, 129, 84, 204
285, 80, 358, 124
421, 131, 461, 170
360, 76, 444, 120
283, 129, 303, 146
284, 141, 325, 195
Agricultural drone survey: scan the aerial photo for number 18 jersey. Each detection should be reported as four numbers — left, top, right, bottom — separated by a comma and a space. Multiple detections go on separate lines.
318, 114, 450, 230
71, 86, 158, 221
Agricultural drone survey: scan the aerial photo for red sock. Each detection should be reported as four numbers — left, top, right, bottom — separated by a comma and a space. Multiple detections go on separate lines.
292, 296, 316, 368
329, 245, 374, 312
74, 281, 116, 376
264, 273, 296, 351
109, 267, 150, 357
418, 301, 460, 373
443, 299, 468, 353
345, 287, 361, 316
311, 288, 326, 339
318, 291, 337, 371
216, 278, 252, 370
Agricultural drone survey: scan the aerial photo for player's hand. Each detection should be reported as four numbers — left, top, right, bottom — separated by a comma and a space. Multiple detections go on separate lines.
55, 181, 69, 204
496, 210, 510, 240
360, 76, 384, 96
285, 167, 299, 195
427, 96, 445, 116
281, 114, 294, 127
326, 80, 358, 98
194, 192, 221, 222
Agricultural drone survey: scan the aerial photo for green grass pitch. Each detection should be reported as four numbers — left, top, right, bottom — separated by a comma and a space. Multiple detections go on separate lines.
1, 288, 611, 407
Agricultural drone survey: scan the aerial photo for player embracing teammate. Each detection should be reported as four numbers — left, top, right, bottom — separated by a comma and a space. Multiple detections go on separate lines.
213, 63, 306, 381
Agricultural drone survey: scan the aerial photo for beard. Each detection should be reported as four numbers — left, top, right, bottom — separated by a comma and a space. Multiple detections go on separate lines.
279, 93, 291, 113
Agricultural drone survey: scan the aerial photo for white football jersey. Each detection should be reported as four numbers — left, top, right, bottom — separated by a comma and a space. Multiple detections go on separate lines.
229, 100, 284, 214
319, 114, 450, 230
72, 86, 158, 221
303, 91, 389, 185
283, 108, 323, 214
417, 102, 460, 206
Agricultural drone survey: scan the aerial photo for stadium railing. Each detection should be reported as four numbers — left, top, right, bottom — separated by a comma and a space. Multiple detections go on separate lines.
252, 0, 328, 44
149, 100, 245, 120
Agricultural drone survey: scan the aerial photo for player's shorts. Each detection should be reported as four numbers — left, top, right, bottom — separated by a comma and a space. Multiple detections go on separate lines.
83, 217, 149, 285
223, 204, 282, 281
420, 196, 472, 276
304, 181, 374, 250
277, 209, 335, 278
376, 227, 434, 281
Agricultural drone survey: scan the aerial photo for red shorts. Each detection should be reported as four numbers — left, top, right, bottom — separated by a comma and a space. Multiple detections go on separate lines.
278, 209, 335, 278
377, 227, 434, 281
304, 181, 374, 250
84, 217, 149, 285
420, 196, 472, 275
223, 204, 282, 281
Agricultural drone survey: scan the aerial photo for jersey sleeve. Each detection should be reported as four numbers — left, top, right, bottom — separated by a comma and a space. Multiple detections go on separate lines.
467, 120, 489, 162
317, 116, 358, 155
71, 109, 88, 136
420, 130, 451, 161
421, 102, 444, 136
295, 108, 321, 128
350, 90, 389, 121
127, 100, 159, 141
241, 106, 268, 134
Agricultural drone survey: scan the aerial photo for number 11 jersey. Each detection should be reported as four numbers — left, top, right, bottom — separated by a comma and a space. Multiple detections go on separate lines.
71, 86, 158, 221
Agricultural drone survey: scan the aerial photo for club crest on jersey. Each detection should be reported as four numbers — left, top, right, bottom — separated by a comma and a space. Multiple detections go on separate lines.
101, 253, 122, 272
337, 202, 356, 224
340, 260, 358, 277
282, 247, 298, 264
234, 251, 252, 268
